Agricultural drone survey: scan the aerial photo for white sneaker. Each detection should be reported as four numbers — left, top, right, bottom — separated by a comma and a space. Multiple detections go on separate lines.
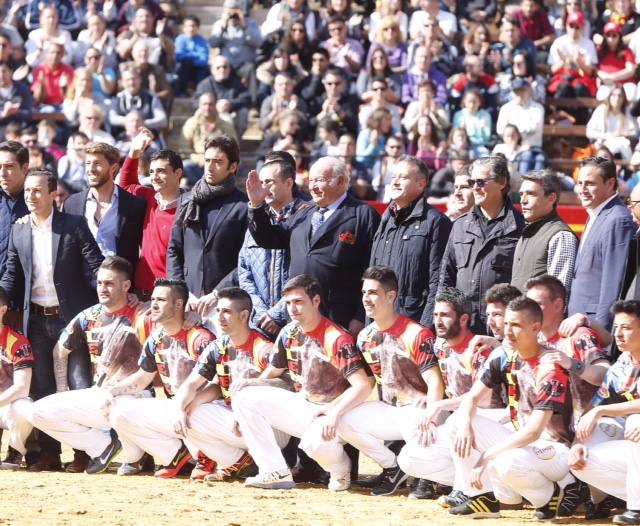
328, 475, 351, 492
245, 469, 295, 489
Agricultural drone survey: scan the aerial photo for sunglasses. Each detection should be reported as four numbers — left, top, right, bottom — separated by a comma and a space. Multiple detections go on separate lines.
568, 24, 582, 29
605, 32, 619, 38
469, 178, 494, 188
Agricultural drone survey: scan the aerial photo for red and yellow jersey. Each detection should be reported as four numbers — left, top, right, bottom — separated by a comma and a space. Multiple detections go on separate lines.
196, 330, 272, 408
435, 332, 488, 397
271, 317, 368, 404
357, 316, 438, 406
0, 326, 33, 392
139, 325, 215, 397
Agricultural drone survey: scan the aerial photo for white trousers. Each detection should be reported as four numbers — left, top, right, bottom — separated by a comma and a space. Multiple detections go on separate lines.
0, 398, 33, 455
452, 414, 573, 507
31, 388, 112, 458
572, 414, 640, 510
233, 386, 351, 477
337, 401, 421, 469
183, 399, 288, 469
110, 397, 192, 466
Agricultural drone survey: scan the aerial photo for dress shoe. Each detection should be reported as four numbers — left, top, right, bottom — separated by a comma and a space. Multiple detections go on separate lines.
27, 452, 62, 472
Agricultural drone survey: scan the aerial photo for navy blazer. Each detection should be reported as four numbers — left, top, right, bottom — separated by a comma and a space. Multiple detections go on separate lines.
0, 210, 104, 332
567, 196, 636, 330
248, 194, 380, 327
63, 186, 146, 274
167, 188, 248, 295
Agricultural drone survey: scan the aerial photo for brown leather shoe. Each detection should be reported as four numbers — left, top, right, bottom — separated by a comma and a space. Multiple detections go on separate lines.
27, 452, 62, 472
64, 451, 90, 473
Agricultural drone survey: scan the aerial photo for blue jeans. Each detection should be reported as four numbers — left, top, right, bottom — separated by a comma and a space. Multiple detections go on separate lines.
518, 149, 547, 174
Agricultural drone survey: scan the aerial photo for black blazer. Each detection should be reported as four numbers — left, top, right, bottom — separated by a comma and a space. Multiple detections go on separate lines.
167, 188, 248, 295
0, 210, 104, 331
63, 186, 146, 273
248, 194, 380, 327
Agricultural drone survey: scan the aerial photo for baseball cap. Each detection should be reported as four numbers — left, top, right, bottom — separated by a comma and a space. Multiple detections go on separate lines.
223, 0, 243, 9
566, 11, 585, 27
604, 22, 622, 35
511, 77, 530, 91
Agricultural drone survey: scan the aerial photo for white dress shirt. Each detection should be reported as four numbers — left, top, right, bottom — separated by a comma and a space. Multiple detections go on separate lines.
31, 210, 59, 307
323, 192, 348, 221
85, 186, 119, 257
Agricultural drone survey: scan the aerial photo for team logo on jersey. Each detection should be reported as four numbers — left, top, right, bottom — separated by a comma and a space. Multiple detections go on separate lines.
542, 379, 564, 398
533, 444, 556, 460
598, 422, 622, 438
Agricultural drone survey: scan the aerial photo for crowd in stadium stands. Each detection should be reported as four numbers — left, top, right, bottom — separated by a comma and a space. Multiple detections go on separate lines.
4, 0, 640, 525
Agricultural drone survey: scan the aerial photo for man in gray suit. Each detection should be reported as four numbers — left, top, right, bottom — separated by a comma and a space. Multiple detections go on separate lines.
567, 157, 635, 330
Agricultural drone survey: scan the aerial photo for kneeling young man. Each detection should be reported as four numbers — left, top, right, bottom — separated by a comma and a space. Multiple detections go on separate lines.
233, 274, 374, 490
0, 286, 34, 469
337, 266, 443, 496
569, 300, 640, 525
450, 298, 576, 520
173, 287, 288, 483
107, 279, 215, 478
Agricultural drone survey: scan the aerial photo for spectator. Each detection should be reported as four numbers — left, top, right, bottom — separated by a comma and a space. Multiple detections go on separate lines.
597, 0, 640, 44
401, 45, 447, 106
129, 39, 173, 110
174, 15, 211, 97
463, 23, 492, 66
495, 50, 547, 105
511, 171, 578, 292
0, 61, 33, 128
75, 14, 118, 69
0, 32, 25, 72
116, 7, 175, 68
63, 68, 102, 128
318, 0, 365, 41
310, 117, 341, 163
368, 16, 408, 73
22, 0, 83, 33
511, 0, 555, 51
337, 133, 371, 195
409, 21, 460, 78
110, 64, 168, 133
568, 156, 636, 330
370, 155, 452, 327
25, 5, 73, 67
114, 110, 163, 159
82, 47, 117, 102
278, 17, 315, 71
246, 155, 380, 332
490, 17, 536, 74
209, 0, 262, 92
372, 134, 405, 201
358, 77, 402, 134
257, 46, 307, 104
408, 0, 457, 42
588, 86, 638, 160
31, 42, 74, 111
118, 129, 183, 297
457, 0, 498, 27
195, 55, 251, 139
450, 53, 499, 116
310, 68, 359, 134
112, 0, 165, 33
492, 124, 536, 181
447, 127, 473, 158
167, 135, 248, 303
320, 15, 365, 78
297, 48, 330, 114
596, 22, 638, 102
37, 120, 64, 161
182, 92, 238, 185
77, 104, 115, 146
261, 0, 319, 42
63, 141, 146, 273
402, 79, 450, 137
21, 126, 57, 174
439, 156, 525, 333
259, 71, 309, 131
452, 89, 492, 158
257, 109, 308, 164
356, 108, 393, 170
238, 151, 307, 335
367, 0, 408, 43
429, 148, 472, 202
57, 131, 89, 193
357, 47, 402, 104
406, 114, 445, 171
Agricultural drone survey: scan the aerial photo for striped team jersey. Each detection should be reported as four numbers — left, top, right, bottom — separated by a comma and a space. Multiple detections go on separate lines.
357, 316, 437, 406
139, 325, 215, 396
59, 304, 152, 386
542, 328, 606, 424
0, 326, 33, 392
592, 352, 640, 407
270, 317, 368, 404
196, 330, 272, 408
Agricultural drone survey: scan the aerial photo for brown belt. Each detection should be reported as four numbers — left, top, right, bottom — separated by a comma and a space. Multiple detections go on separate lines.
30, 303, 60, 316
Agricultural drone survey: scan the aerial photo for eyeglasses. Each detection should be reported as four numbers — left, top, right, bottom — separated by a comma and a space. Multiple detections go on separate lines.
215, 65, 230, 70
387, 144, 402, 149
324, 81, 342, 86
469, 178, 494, 188
568, 24, 581, 29
626, 198, 640, 207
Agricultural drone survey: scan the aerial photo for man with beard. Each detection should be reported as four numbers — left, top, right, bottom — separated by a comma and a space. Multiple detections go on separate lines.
167, 135, 247, 315
337, 266, 443, 496
397, 287, 506, 505
232, 274, 374, 491
107, 278, 215, 478
30, 256, 153, 474
64, 142, 146, 275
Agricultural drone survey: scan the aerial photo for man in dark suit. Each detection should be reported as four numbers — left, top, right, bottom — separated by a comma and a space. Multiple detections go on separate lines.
0, 169, 104, 470
63, 142, 146, 275
568, 156, 636, 331
246, 156, 380, 335
167, 135, 248, 312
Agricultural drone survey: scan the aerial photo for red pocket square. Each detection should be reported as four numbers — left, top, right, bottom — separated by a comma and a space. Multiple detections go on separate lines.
339, 231, 356, 244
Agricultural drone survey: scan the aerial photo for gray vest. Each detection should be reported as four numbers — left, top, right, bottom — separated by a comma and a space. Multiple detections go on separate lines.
511, 212, 574, 292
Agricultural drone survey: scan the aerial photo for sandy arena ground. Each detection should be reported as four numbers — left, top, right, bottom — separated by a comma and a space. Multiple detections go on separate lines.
0, 446, 604, 526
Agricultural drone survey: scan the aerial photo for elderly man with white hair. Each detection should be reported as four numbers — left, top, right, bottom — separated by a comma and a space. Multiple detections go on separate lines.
246, 156, 380, 335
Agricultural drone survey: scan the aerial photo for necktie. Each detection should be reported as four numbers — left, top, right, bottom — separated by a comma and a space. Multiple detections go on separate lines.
310, 207, 328, 236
